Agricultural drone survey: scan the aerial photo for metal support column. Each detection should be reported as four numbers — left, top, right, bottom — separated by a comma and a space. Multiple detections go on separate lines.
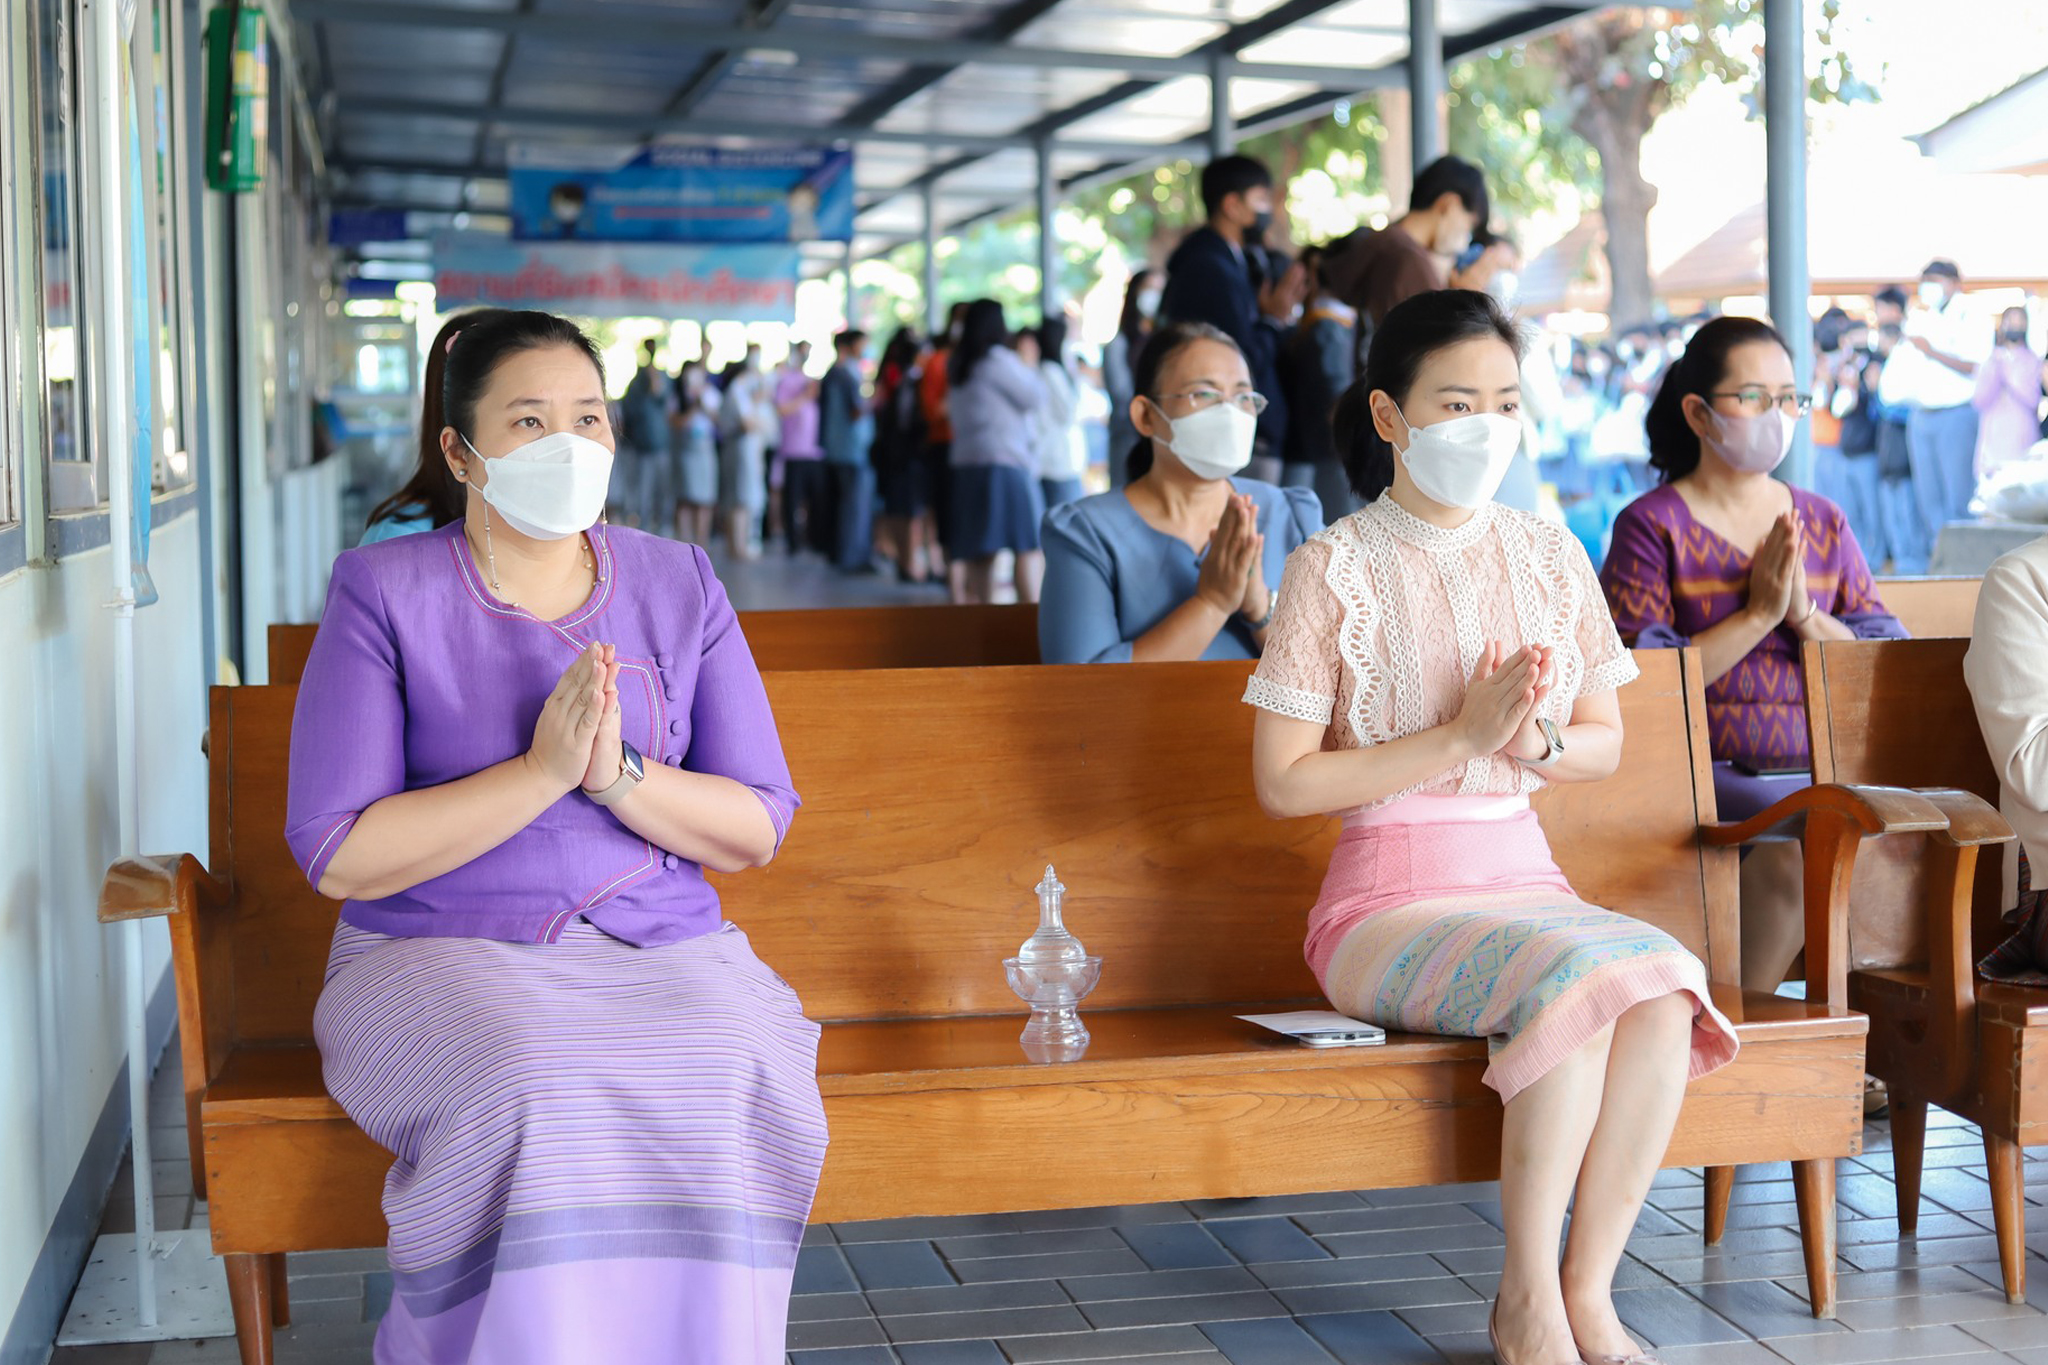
922, 180, 942, 335
1407, 0, 1444, 169
1036, 135, 1058, 321
1764, 0, 1813, 485
842, 239, 857, 329
1208, 51, 1233, 158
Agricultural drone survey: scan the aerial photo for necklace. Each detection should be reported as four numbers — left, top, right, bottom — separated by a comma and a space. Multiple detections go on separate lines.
474, 504, 596, 608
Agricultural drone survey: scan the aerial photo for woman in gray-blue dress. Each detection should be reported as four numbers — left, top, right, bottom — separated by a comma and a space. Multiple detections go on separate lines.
1040, 321, 1320, 664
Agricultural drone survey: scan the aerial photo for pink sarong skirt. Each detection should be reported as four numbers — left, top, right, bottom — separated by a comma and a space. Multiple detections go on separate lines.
1310, 806, 1739, 1103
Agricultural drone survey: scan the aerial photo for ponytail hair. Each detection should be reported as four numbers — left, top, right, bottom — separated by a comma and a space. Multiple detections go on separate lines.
366, 308, 505, 532
365, 309, 604, 533
1123, 321, 1240, 482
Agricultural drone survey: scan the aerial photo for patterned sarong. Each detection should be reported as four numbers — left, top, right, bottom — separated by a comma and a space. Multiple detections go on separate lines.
314, 919, 827, 1364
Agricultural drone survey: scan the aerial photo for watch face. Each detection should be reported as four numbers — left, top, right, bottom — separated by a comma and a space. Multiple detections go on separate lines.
621, 741, 644, 782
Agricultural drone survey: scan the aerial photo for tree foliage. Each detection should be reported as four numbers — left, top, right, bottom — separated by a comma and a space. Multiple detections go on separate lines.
1450, 0, 1874, 326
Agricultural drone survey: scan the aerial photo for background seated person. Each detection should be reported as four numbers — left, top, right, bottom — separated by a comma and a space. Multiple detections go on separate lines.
1248, 289, 1737, 1365
1600, 316, 1904, 993
1967, 536, 2048, 983
1039, 322, 1320, 664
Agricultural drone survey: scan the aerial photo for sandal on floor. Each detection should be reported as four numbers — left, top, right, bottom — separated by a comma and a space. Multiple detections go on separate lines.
1489, 1304, 1582, 1365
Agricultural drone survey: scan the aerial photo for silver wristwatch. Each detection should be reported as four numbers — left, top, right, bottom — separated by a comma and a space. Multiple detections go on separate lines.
1523, 717, 1565, 770
585, 741, 645, 807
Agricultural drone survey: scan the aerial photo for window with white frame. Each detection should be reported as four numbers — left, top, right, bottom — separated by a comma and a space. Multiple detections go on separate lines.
0, 1, 26, 532
141, 0, 193, 491
33, 0, 94, 512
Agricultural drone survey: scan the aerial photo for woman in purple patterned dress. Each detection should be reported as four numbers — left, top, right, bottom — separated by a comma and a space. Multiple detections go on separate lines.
1601, 316, 1904, 992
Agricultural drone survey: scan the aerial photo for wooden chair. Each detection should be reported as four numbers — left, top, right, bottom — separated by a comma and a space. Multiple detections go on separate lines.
1799, 636, 2029, 1301
1876, 576, 1981, 639
265, 602, 1039, 684
103, 649, 1920, 1363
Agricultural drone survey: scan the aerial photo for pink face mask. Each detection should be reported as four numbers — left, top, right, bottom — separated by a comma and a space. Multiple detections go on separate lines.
1704, 406, 1796, 475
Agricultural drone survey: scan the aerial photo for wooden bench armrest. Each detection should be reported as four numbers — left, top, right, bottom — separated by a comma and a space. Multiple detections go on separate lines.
1907, 788, 2012, 1101
1700, 782, 1947, 847
99, 853, 225, 924
1707, 784, 1949, 1014
1913, 787, 2014, 849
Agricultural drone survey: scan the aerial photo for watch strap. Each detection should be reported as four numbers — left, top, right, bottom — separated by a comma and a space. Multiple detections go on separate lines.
1524, 718, 1565, 770
585, 741, 644, 807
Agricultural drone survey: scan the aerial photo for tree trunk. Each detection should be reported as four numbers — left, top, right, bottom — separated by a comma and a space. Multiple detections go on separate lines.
1556, 14, 1666, 328
1585, 113, 1658, 329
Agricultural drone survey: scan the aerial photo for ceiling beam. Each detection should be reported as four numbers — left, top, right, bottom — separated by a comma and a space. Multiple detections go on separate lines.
657, 0, 801, 124
471, 0, 536, 169
852, 0, 1362, 220
335, 99, 1204, 158
834, 0, 1067, 131
293, 0, 1384, 87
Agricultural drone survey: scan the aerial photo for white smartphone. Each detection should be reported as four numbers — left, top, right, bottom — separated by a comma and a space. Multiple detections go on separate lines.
1295, 1029, 1385, 1047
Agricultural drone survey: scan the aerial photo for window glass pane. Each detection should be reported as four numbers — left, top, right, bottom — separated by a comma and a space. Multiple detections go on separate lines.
36, 0, 87, 474
0, 6, 18, 526
146, 0, 187, 488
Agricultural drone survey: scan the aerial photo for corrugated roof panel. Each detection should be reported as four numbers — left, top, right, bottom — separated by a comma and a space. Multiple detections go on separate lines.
328, 67, 498, 104
876, 62, 1136, 138
322, 22, 507, 70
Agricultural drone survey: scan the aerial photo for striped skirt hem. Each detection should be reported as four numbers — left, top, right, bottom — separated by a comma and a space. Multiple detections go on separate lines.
1321, 897, 1740, 1104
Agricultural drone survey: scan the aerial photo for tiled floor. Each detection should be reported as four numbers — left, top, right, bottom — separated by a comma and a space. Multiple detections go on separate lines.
44, 1040, 2048, 1365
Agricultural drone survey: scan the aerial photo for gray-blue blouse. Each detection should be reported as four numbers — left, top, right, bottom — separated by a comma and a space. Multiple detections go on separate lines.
1039, 479, 1324, 664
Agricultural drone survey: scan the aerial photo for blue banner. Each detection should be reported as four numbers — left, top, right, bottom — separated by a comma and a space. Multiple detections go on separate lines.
329, 208, 411, 246
432, 235, 800, 322
509, 145, 854, 244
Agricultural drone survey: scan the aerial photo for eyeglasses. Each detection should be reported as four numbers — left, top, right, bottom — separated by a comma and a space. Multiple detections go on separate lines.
1159, 387, 1269, 417
1710, 388, 1813, 418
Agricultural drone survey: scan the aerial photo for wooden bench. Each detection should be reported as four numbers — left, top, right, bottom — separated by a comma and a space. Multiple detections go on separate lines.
104, 649, 1916, 1363
265, 602, 1039, 684
1801, 636, 2030, 1300
1876, 576, 1981, 639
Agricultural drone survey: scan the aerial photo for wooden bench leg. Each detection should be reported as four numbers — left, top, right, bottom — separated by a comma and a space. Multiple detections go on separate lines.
224, 1253, 278, 1365
1702, 1166, 1733, 1245
1985, 1129, 2027, 1305
269, 1252, 291, 1327
1791, 1157, 1839, 1319
1889, 1094, 1927, 1235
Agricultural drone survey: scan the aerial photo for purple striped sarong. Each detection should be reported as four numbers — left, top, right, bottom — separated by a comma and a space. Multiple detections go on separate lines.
314, 918, 827, 1364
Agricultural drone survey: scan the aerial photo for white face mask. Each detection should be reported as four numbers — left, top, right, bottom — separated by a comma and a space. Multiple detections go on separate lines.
464, 430, 614, 539
1136, 288, 1163, 317
1918, 280, 1947, 309
1433, 213, 1474, 258
1395, 405, 1523, 510
1153, 399, 1256, 481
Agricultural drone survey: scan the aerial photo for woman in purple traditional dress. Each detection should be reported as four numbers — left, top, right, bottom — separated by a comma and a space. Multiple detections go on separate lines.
1601, 316, 1905, 994
285, 310, 826, 1364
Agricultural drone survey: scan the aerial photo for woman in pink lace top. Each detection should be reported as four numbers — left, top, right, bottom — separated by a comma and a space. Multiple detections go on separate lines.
1247, 291, 1737, 1365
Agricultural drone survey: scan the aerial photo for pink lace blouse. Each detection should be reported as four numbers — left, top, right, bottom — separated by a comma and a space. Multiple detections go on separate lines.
1244, 497, 1640, 814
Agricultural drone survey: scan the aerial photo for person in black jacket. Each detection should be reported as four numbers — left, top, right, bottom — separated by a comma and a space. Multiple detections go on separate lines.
1157, 154, 1303, 481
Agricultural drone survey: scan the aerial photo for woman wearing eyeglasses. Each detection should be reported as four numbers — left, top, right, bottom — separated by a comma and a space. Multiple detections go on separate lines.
1038, 321, 1321, 664
1601, 315, 1905, 994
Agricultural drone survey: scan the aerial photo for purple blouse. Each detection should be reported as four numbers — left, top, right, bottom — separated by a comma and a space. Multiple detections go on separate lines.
1600, 484, 1905, 769
284, 522, 799, 946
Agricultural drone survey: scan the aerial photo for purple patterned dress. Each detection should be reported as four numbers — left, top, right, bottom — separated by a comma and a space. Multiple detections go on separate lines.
1600, 484, 1905, 819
